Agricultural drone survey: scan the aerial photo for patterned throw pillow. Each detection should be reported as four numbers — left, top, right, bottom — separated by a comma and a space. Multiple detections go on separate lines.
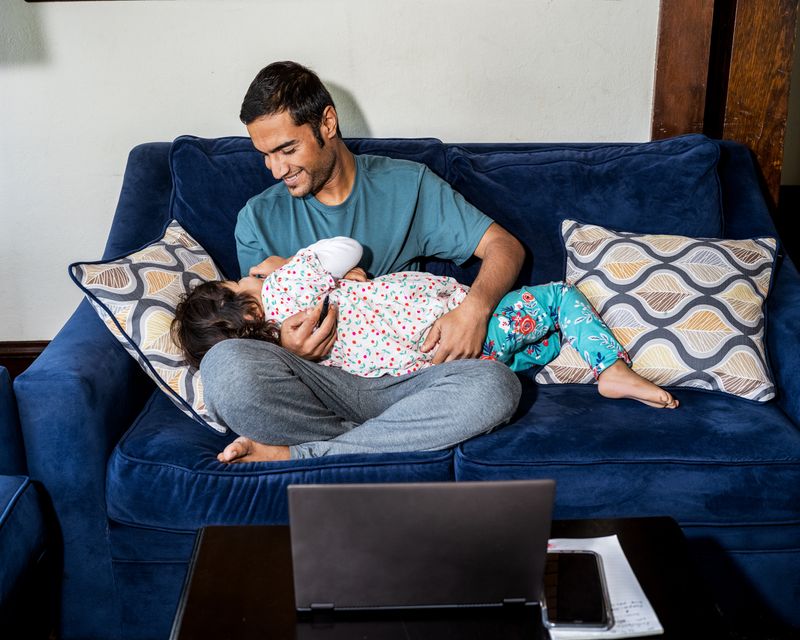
535, 220, 777, 401
70, 221, 228, 432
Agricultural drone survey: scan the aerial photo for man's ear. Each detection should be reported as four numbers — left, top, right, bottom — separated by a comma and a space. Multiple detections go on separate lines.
320, 105, 339, 140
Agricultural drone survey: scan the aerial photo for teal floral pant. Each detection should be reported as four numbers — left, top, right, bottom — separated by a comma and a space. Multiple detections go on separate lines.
482, 282, 630, 375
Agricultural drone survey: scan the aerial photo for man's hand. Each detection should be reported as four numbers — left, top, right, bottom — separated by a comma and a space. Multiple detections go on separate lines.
419, 222, 524, 363
342, 267, 368, 282
279, 299, 338, 360
249, 255, 290, 279
420, 298, 490, 364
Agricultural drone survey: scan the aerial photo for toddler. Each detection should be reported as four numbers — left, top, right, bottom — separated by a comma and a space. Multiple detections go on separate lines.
173, 237, 677, 409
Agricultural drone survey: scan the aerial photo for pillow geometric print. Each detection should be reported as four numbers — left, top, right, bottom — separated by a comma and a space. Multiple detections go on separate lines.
69, 220, 228, 432
535, 220, 778, 402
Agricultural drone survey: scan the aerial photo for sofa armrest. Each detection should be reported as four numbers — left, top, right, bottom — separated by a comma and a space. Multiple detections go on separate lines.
14, 300, 154, 638
717, 141, 779, 239
16, 301, 154, 469
767, 255, 800, 427
0, 367, 26, 475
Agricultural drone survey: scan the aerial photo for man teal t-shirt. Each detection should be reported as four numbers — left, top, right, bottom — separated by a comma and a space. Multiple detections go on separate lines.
235, 154, 493, 277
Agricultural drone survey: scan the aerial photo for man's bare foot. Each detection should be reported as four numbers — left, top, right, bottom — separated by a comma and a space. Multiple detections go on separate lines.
217, 436, 291, 463
597, 360, 679, 409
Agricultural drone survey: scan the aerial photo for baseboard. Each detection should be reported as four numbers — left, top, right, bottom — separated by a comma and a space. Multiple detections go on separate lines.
0, 341, 50, 379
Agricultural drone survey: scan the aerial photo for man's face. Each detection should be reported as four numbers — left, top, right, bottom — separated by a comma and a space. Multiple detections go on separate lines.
246, 110, 336, 198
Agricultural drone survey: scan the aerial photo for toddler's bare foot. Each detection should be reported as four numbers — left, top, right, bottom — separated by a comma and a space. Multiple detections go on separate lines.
597, 360, 679, 409
217, 436, 291, 463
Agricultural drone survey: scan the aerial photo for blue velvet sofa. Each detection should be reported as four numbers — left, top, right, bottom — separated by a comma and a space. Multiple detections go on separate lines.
14, 134, 800, 639
0, 367, 52, 637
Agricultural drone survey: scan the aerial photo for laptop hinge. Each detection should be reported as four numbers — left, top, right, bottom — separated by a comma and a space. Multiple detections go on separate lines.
502, 598, 527, 606
310, 603, 335, 611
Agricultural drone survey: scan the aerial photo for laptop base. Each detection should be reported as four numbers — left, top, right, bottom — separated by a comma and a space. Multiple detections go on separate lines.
295, 602, 545, 640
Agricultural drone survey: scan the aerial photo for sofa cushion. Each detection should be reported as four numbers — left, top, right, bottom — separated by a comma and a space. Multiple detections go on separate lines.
70, 221, 227, 433
455, 383, 800, 528
105, 392, 454, 529
169, 136, 448, 279
445, 134, 723, 285
535, 220, 777, 401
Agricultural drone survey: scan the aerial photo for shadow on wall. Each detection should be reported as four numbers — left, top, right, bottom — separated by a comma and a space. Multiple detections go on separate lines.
327, 81, 372, 138
0, 1, 47, 65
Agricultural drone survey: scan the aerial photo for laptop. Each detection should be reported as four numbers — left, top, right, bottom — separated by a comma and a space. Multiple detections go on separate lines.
288, 479, 555, 612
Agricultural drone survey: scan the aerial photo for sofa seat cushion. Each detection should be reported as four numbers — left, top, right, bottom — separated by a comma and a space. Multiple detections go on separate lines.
106, 392, 454, 530
0, 476, 46, 604
455, 383, 800, 530
169, 136, 448, 279
445, 134, 723, 285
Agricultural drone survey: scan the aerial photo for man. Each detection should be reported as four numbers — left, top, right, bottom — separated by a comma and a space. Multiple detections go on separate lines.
201, 61, 525, 462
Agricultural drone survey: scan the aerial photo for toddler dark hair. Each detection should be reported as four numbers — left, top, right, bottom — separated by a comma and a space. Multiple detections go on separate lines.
172, 281, 280, 369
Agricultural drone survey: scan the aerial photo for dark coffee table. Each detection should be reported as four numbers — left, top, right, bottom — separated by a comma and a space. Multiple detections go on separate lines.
170, 517, 725, 639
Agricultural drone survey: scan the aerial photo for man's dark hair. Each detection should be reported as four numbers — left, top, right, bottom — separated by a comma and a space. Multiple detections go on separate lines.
240, 61, 341, 146
172, 281, 280, 369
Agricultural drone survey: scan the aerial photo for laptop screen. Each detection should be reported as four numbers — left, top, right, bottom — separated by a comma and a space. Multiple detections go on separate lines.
288, 480, 555, 612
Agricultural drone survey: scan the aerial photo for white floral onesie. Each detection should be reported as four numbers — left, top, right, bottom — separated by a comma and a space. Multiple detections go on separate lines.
260, 238, 469, 377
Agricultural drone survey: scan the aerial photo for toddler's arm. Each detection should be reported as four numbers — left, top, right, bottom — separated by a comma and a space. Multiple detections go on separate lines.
260, 237, 363, 325
304, 237, 363, 278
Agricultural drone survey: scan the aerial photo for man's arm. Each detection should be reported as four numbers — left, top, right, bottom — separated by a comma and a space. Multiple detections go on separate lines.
235, 213, 269, 278
421, 222, 524, 363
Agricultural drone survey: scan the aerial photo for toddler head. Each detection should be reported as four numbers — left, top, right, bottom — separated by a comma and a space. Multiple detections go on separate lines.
172, 279, 279, 368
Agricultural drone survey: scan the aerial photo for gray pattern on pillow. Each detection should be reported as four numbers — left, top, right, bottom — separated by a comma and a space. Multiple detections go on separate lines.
535, 220, 777, 402
70, 221, 228, 432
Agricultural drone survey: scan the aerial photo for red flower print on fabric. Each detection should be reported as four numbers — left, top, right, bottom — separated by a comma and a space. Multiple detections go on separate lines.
515, 315, 536, 335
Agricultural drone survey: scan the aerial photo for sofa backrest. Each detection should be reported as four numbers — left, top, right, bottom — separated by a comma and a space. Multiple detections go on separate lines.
168, 136, 448, 279
165, 134, 726, 285
444, 135, 723, 284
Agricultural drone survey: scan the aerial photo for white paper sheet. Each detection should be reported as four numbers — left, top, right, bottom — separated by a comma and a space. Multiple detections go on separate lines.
545, 534, 664, 639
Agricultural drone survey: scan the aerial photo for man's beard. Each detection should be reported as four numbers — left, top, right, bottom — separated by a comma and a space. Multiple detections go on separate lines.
289, 145, 336, 198
304, 149, 337, 198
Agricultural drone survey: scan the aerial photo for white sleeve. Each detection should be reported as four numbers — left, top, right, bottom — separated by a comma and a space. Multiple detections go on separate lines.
303, 237, 363, 279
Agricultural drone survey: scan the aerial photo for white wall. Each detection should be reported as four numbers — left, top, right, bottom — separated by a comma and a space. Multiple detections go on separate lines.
0, 0, 661, 341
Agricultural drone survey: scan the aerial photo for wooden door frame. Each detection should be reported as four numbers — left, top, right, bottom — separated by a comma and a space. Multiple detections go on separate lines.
652, 0, 799, 210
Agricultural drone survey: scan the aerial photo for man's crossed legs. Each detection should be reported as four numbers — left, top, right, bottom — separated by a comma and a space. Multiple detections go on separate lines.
201, 340, 522, 462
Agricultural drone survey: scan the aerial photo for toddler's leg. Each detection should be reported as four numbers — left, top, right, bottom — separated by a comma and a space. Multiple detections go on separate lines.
556, 283, 678, 408
501, 334, 561, 372
597, 360, 679, 408
483, 285, 557, 371
555, 282, 627, 377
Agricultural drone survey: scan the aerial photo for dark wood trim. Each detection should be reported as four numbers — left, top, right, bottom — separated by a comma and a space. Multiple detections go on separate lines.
702, 0, 738, 139
0, 341, 49, 380
653, 0, 799, 209
721, 0, 800, 208
652, 0, 716, 139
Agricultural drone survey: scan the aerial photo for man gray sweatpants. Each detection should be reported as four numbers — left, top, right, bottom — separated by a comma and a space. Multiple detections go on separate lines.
201, 340, 522, 459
